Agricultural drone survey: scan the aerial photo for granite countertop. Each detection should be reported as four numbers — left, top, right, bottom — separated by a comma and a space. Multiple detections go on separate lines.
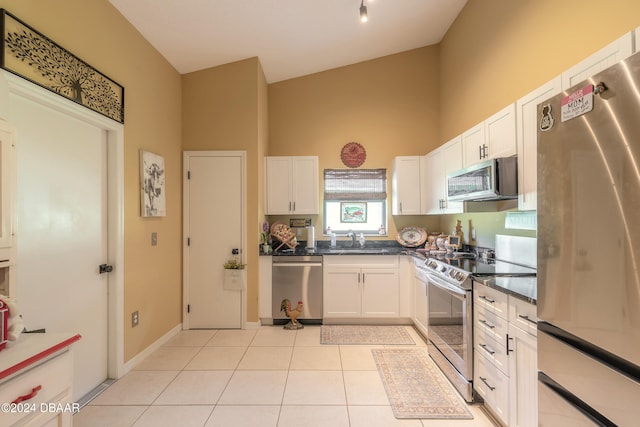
261, 240, 424, 257
478, 276, 537, 304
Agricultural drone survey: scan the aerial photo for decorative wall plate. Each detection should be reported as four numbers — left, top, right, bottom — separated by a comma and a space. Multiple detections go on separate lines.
340, 142, 366, 168
396, 226, 428, 247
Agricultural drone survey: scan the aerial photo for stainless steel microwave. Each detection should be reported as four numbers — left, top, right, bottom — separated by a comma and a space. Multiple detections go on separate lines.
446, 157, 518, 202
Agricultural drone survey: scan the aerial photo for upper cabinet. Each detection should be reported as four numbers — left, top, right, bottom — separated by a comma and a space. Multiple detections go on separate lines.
392, 156, 422, 215
0, 121, 16, 256
462, 104, 516, 167
423, 136, 463, 215
561, 32, 633, 90
265, 156, 319, 215
516, 77, 562, 211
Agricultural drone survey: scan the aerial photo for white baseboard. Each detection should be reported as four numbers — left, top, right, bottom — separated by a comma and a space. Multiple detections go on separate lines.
244, 321, 261, 330
122, 323, 182, 375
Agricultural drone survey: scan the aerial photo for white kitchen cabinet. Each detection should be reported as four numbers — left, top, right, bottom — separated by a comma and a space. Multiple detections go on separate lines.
0, 333, 79, 427
561, 32, 633, 90
474, 281, 539, 427
392, 156, 422, 215
0, 121, 16, 256
473, 281, 510, 426
476, 350, 510, 426
258, 255, 272, 323
423, 136, 463, 214
413, 263, 428, 337
508, 320, 538, 427
0, 120, 16, 297
462, 104, 516, 167
265, 156, 318, 214
515, 77, 562, 211
323, 256, 399, 319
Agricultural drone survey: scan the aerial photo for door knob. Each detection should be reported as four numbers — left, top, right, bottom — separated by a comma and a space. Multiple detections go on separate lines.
99, 264, 113, 274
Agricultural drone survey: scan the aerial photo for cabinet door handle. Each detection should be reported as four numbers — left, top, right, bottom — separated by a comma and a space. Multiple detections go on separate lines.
518, 314, 538, 325
479, 319, 495, 329
399, 202, 403, 213
289, 201, 292, 212
362, 273, 365, 284
479, 377, 496, 391
292, 202, 296, 212
479, 295, 495, 304
12, 385, 42, 404
506, 333, 514, 354
478, 145, 483, 160
358, 272, 361, 283
479, 343, 496, 355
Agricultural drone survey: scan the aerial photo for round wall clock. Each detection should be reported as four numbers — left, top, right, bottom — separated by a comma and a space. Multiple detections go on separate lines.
340, 142, 366, 168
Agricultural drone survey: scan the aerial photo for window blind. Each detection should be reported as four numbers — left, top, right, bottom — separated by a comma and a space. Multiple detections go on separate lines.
323, 169, 387, 201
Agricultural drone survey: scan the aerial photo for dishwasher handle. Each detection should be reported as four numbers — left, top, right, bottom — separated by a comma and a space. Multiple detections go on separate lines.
273, 262, 323, 267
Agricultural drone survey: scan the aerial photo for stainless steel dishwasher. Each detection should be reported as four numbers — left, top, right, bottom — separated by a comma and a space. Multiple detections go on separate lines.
272, 256, 323, 324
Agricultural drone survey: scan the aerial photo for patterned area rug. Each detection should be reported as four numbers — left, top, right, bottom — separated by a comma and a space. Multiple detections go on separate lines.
320, 325, 415, 345
372, 348, 473, 419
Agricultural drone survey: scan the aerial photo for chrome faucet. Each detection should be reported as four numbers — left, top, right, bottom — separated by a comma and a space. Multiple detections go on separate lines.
347, 230, 356, 247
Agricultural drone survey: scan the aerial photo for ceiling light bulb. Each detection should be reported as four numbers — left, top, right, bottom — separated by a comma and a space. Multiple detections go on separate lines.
360, 0, 368, 23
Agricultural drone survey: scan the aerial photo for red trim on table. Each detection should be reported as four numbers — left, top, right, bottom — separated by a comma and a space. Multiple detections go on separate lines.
0, 334, 81, 380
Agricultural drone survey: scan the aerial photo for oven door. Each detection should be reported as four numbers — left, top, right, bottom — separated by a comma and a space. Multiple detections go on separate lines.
426, 274, 473, 380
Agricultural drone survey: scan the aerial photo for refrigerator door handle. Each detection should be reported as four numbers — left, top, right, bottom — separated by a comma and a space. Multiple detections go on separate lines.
538, 372, 616, 427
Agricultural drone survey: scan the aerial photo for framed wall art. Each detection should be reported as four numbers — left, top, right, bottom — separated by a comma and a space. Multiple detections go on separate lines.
1, 9, 125, 123
140, 150, 166, 217
340, 202, 367, 223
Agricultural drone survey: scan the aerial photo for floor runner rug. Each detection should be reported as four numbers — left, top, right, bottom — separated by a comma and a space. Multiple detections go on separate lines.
320, 325, 415, 345
372, 348, 473, 419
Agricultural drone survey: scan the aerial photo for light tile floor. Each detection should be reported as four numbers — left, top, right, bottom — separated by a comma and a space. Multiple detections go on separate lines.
74, 326, 498, 427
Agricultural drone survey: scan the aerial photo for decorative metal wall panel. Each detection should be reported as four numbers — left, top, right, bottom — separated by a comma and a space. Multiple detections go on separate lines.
1, 9, 124, 123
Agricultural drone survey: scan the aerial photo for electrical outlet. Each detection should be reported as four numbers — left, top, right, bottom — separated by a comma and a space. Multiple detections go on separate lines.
132, 310, 139, 327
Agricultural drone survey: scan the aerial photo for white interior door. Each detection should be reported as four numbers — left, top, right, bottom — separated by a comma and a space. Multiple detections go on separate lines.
11, 94, 109, 400
184, 152, 244, 329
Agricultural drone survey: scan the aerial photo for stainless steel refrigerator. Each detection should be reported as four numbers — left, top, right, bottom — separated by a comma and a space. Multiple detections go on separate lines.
537, 53, 640, 426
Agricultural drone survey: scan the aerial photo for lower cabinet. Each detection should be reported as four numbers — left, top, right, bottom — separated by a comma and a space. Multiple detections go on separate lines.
474, 282, 538, 427
508, 298, 538, 427
0, 347, 74, 427
413, 266, 428, 337
323, 256, 399, 319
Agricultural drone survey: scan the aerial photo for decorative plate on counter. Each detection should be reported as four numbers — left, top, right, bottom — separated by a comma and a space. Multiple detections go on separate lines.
396, 226, 427, 247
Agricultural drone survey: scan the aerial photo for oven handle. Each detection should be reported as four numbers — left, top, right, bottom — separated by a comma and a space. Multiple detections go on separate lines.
426, 274, 468, 299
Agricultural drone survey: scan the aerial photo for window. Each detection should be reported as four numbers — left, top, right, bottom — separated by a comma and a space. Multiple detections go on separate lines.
323, 168, 387, 236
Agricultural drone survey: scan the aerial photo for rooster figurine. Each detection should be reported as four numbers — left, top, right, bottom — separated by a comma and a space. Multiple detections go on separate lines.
280, 299, 304, 330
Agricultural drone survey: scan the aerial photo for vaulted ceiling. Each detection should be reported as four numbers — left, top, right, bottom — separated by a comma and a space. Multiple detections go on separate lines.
109, 0, 467, 83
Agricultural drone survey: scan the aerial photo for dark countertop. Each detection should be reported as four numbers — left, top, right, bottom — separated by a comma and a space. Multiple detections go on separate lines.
261, 240, 423, 257
475, 276, 537, 304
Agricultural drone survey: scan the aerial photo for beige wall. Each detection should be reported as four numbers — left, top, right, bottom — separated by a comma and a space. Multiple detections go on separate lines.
0, 0, 183, 361
182, 57, 266, 322
268, 46, 442, 239
440, 0, 640, 141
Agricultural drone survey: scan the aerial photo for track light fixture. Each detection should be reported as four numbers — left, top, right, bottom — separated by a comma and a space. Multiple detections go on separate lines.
359, 0, 368, 23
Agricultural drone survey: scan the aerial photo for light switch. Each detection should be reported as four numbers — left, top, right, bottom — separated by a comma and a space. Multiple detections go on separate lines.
151, 232, 158, 246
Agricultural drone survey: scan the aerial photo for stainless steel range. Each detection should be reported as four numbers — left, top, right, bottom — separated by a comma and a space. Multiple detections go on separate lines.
423, 251, 536, 402
424, 254, 475, 402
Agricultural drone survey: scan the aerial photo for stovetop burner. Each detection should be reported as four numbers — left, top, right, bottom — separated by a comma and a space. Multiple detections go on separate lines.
423, 252, 536, 290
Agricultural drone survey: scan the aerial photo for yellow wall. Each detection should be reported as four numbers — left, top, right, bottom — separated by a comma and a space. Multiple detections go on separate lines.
440, 0, 640, 141
182, 57, 266, 322
0, 0, 183, 361
268, 47, 442, 239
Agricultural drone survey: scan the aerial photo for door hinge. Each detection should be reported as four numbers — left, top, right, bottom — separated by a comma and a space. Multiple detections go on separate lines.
187, 237, 191, 246
187, 304, 190, 313
187, 170, 191, 179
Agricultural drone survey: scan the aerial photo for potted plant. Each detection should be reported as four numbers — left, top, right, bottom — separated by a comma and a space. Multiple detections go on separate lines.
223, 251, 246, 290
260, 221, 271, 254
